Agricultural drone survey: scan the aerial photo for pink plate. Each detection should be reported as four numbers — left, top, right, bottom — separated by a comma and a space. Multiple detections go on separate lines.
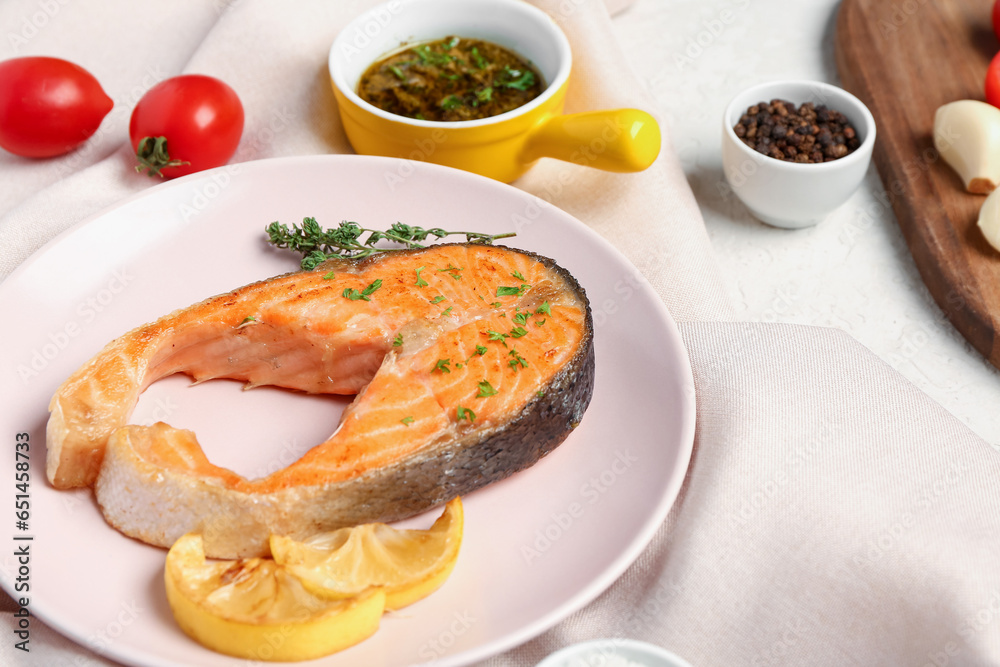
0, 155, 694, 667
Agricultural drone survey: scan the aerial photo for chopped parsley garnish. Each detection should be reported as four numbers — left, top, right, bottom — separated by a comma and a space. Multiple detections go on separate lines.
471, 46, 488, 69
535, 319, 546, 326
438, 264, 463, 279
440, 94, 462, 111
508, 348, 528, 371
400, 416, 415, 426
236, 315, 258, 328
498, 65, 536, 91
476, 86, 493, 103
415, 44, 452, 66
342, 278, 382, 302
415, 266, 429, 287
490, 301, 502, 308
322, 271, 336, 280
497, 284, 530, 297
441, 306, 454, 317
434, 358, 452, 374
509, 326, 528, 338
486, 329, 509, 345
511, 270, 526, 281
393, 333, 403, 347
477, 380, 498, 397
513, 311, 529, 325
461, 343, 489, 365
535, 301, 551, 316
457, 406, 476, 422
430, 295, 446, 304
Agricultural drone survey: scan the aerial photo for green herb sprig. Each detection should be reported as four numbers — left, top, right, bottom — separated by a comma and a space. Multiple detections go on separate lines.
265, 217, 516, 270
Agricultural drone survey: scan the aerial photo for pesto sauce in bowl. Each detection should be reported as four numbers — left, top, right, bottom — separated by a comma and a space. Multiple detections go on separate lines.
357, 36, 545, 122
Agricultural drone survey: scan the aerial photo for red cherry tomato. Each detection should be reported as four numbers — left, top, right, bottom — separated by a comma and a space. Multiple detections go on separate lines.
993, 0, 1000, 42
129, 75, 244, 179
0, 57, 113, 158
987, 51, 1000, 108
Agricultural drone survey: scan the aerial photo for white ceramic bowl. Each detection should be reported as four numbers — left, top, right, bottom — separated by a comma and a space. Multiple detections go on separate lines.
721, 80, 876, 229
535, 638, 695, 667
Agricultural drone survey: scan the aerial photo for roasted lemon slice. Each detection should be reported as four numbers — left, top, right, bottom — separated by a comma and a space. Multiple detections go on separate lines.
165, 533, 385, 662
270, 497, 463, 611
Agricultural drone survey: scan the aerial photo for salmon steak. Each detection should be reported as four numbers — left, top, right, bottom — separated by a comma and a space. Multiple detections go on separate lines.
46, 243, 594, 557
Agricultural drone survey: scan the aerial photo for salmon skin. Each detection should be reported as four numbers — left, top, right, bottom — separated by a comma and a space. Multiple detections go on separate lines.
46, 243, 594, 557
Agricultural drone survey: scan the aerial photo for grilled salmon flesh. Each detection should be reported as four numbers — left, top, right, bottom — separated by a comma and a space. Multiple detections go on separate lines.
46, 243, 594, 557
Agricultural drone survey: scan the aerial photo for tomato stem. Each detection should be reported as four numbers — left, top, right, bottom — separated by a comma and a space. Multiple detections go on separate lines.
134, 136, 189, 177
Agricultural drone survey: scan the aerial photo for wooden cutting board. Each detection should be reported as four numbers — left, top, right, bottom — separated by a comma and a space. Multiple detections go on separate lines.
835, 0, 1000, 369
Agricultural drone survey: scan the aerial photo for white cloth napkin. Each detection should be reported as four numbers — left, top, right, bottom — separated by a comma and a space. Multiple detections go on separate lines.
2, 1, 999, 666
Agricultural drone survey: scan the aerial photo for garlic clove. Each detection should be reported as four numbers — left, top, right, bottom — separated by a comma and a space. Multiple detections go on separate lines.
933, 100, 1000, 194
977, 186, 1000, 253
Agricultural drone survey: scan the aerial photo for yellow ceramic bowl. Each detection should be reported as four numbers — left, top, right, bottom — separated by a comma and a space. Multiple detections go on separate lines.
328, 0, 661, 183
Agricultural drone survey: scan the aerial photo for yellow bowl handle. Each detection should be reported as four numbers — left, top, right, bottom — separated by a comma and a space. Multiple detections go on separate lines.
520, 108, 661, 173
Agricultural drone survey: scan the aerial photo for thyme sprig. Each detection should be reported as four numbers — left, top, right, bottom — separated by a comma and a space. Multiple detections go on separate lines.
265, 217, 516, 270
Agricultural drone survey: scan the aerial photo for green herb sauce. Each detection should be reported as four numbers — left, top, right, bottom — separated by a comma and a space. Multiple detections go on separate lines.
358, 36, 545, 122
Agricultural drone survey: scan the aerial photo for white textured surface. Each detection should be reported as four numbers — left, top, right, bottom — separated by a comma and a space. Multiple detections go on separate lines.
611, 0, 1000, 447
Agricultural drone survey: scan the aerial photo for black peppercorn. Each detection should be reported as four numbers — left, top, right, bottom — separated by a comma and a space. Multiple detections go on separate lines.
732, 99, 861, 164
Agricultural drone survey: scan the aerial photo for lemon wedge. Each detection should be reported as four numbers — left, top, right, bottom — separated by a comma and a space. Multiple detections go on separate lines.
270, 497, 463, 611
165, 533, 385, 662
